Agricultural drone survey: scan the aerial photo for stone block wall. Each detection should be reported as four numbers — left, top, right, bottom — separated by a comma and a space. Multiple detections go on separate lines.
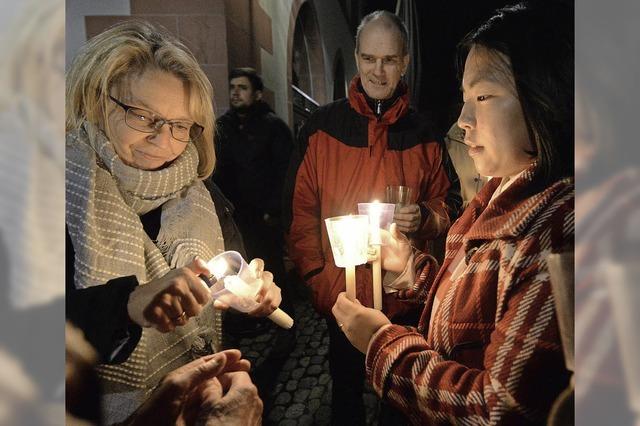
84, 0, 230, 115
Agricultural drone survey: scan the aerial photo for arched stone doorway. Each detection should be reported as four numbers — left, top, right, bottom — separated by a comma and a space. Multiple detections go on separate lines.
332, 49, 346, 101
288, 0, 326, 136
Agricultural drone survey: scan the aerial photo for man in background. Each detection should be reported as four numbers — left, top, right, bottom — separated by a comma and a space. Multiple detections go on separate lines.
213, 67, 295, 341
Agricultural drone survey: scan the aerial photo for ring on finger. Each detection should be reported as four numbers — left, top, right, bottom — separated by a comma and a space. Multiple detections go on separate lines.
173, 311, 187, 322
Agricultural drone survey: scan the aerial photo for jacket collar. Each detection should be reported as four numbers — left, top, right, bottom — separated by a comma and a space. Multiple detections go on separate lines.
223, 101, 272, 123
347, 75, 409, 125
457, 164, 573, 242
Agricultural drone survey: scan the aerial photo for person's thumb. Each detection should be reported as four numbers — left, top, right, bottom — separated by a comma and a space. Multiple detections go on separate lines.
248, 258, 265, 279
187, 256, 211, 276
390, 222, 400, 239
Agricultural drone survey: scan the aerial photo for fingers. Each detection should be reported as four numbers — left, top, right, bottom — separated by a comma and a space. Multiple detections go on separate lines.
213, 299, 230, 310
209, 371, 263, 425
394, 204, 421, 232
395, 204, 420, 215
185, 257, 215, 297
217, 370, 255, 394
389, 223, 401, 239
187, 256, 212, 277
146, 304, 175, 332
149, 267, 214, 328
247, 271, 280, 317
260, 270, 274, 289
214, 349, 250, 375
253, 271, 274, 302
367, 245, 378, 263
224, 358, 251, 373
187, 277, 212, 306
248, 258, 265, 279
172, 285, 201, 318
247, 283, 281, 316
161, 352, 227, 394
331, 292, 353, 323
144, 292, 183, 332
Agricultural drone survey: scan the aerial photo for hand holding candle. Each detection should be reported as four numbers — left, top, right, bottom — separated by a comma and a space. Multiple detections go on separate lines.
205, 251, 294, 329
378, 223, 412, 273
331, 292, 391, 354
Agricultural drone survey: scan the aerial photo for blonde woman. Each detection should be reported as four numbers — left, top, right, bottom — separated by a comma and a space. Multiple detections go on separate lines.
66, 20, 280, 423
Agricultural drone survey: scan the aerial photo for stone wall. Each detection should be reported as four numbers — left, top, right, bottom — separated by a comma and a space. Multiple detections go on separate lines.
80, 0, 230, 115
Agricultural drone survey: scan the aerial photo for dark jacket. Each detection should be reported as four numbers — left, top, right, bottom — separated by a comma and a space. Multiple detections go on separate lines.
64, 208, 167, 364
204, 179, 247, 259
213, 101, 294, 220
284, 76, 460, 317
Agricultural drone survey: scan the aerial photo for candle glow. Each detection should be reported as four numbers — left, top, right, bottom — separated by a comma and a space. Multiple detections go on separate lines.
209, 257, 230, 279
325, 214, 370, 301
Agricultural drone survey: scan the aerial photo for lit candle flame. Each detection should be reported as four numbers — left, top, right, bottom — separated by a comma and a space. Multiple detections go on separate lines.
210, 257, 229, 279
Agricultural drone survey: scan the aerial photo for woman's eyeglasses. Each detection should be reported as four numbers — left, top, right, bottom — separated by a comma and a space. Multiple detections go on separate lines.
109, 96, 203, 143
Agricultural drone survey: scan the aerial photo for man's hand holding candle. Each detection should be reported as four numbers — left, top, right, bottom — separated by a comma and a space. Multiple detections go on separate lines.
331, 292, 391, 354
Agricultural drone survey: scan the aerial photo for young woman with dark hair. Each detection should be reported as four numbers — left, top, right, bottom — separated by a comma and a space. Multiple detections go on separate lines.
332, 3, 574, 424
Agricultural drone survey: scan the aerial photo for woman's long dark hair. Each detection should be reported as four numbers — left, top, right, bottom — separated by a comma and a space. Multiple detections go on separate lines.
457, 2, 574, 184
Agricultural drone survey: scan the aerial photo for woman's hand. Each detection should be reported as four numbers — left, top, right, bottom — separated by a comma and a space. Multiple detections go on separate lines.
331, 293, 391, 354
247, 258, 282, 317
379, 223, 412, 273
212, 258, 282, 317
127, 257, 212, 332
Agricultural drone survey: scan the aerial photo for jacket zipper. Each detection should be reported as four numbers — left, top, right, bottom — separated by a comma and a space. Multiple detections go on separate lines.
371, 100, 383, 157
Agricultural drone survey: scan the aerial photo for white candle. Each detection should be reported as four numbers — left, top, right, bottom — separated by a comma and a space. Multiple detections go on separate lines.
369, 201, 383, 310
372, 245, 382, 310
346, 264, 356, 300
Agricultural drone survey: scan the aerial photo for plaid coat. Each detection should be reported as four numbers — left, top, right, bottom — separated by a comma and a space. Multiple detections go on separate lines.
366, 165, 574, 425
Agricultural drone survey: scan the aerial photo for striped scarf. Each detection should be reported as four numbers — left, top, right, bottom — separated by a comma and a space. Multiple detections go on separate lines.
66, 122, 225, 424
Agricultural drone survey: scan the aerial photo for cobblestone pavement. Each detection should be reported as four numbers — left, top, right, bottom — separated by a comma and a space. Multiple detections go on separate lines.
222, 285, 380, 425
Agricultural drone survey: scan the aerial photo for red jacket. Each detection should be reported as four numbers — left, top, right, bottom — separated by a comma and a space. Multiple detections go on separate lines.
284, 77, 458, 317
366, 165, 574, 424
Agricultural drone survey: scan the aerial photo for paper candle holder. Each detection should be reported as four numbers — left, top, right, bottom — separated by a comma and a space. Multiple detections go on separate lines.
357, 202, 395, 245
205, 250, 294, 329
324, 215, 370, 267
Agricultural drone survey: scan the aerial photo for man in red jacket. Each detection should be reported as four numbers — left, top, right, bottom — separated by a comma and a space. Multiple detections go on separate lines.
284, 10, 460, 425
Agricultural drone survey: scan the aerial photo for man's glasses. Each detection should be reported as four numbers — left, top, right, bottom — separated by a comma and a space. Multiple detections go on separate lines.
109, 96, 203, 143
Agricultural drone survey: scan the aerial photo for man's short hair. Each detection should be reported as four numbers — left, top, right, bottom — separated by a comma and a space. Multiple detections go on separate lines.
355, 10, 409, 56
229, 67, 264, 92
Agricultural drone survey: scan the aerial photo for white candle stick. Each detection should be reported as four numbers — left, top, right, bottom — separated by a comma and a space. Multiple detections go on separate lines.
372, 245, 382, 310
268, 308, 295, 329
369, 201, 383, 310
346, 264, 356, 300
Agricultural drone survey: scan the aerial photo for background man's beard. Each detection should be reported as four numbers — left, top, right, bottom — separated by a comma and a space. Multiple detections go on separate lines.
231, 103, 250, 113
